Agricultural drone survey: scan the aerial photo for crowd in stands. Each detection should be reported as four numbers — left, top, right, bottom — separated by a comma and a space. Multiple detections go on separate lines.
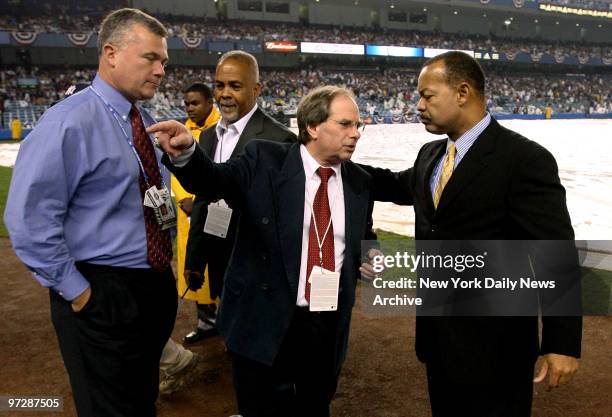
2, 66, 610, 128
1, 12, 610, 60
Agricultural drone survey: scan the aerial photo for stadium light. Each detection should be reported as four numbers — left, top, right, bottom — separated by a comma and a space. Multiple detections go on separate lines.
504, 19, 512, 26
390, 4, 395, 9
453, 10, 458, 15
534, 19, 538, 23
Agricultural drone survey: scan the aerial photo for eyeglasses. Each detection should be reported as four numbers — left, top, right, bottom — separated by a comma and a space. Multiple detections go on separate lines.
332, 119, 366, 132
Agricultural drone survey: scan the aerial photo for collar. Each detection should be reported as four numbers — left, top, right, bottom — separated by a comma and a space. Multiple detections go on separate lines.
299, 144, 341, 180
185, 117, 201, 131
204, 106, 221, 129
186, 106, 221, 132
91, 73, 133, 123
449, 112, 491, 158
216, 104, 258, 138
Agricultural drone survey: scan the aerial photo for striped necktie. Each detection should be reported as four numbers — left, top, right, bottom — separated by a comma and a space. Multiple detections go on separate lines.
433, 142, 456, 209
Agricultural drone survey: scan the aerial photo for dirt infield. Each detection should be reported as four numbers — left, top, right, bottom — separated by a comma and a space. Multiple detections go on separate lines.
1, 237, 610, 417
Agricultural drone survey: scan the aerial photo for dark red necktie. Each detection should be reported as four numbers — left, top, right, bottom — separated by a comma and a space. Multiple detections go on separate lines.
129, 105, 172, 271
305, 167, 336, 303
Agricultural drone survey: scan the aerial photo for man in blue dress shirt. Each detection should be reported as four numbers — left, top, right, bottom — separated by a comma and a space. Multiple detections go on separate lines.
4, 9, 176, 417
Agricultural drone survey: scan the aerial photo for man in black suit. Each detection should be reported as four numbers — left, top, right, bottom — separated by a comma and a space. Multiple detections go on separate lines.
182, 50, 296, 344
362, 52, 581, 416
149, 86, 375, 417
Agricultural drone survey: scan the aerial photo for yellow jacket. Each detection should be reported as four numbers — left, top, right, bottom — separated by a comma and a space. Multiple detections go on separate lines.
172, 106, 221, 303
11, 119, 22, 140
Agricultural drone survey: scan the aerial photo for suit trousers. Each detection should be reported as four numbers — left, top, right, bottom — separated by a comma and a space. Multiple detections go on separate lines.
231, 307, 340, 417
426, 360, 536, 417
50, 263, 177, 417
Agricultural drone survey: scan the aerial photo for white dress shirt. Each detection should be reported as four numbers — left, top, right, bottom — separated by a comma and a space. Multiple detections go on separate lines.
214, 104, 258, 163
296, 145, 346, 307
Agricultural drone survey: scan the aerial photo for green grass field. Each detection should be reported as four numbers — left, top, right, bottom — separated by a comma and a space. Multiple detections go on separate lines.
0, 166, 12, 237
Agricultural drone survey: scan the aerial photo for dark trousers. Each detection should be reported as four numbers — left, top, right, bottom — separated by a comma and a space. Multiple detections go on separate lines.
231, 308, 340, 417
50, 263, 177, 417
426, 361, 535, 417
196, 302, 217, 324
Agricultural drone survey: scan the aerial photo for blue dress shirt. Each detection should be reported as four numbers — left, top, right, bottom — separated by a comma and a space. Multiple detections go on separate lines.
429, 112, 491, 198
4, 74, 170, 301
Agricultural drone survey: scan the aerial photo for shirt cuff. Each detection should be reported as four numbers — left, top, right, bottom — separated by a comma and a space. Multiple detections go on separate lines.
46, 268, 90, 302
169, 140, 196, 168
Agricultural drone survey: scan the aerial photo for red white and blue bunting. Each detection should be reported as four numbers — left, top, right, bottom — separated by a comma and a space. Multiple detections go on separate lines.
11, 31, 37, 45
505, 51, 518, 61
66, 32, 94, 47
181, 36, 203, 49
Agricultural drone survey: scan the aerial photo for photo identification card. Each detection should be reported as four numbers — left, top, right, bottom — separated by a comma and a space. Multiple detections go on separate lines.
203, 201, 233, 238
309, 267, 340, 312
144, 185, 176, 229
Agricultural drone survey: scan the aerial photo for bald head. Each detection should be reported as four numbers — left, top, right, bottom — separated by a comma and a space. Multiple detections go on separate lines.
217, 50, 259, 83
214, 50, 262, 123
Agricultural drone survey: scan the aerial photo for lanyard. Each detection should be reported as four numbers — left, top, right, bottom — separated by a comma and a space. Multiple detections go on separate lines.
308, 171, 340, 270
89, 86, 166, 188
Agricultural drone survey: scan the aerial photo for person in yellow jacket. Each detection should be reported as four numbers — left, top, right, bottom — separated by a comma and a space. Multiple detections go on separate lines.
159, 82, 219, 394
158, 83, 221, 396
11, 118, 22, 140
172, 82, 220, 307
545, 103, 553, 120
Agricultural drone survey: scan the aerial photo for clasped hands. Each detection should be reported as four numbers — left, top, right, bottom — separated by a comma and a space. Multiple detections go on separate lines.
146, 120, 195, 158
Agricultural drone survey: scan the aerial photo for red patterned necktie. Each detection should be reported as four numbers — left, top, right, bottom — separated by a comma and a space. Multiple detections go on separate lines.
305, 167, 336, 303
129, 105, 172, 271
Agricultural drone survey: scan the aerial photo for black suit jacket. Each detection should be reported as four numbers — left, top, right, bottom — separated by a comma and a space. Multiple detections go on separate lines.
363, 117, 582, 383
166, 141, 373, 373
185, 108, 296, 298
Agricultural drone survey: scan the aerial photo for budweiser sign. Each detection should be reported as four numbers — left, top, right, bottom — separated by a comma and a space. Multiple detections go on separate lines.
264, 41, 298, 53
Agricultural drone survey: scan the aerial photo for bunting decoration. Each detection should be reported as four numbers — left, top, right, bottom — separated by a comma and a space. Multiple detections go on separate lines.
11, 31, 37, 45
180, 36, 203, 49
66, 32, 94, 47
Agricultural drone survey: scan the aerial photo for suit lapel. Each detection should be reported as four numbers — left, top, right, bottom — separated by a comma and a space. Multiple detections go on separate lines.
272, 143, 306, 296
436, 119, 499, 212
199, 125, 217, 158
232, 109, 264, 158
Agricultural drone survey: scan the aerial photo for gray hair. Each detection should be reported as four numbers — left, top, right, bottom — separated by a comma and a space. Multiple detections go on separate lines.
296, 86, 356, 145
217, 50, 260, 83
97, 8, 167, 56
